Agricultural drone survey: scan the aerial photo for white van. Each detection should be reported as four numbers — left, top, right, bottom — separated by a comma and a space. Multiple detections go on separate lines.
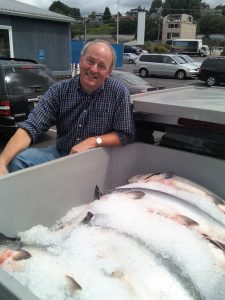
133, 53, 199, 80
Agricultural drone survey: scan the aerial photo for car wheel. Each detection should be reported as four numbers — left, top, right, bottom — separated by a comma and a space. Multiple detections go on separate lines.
128, 59, 134, 64
206, 75, 217, 87
140, 68, 148, 77
176, 70, 186, 80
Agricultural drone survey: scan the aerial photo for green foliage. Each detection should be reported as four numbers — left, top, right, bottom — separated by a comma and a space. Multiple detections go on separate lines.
103, 7, 112, 21
119, 20, 137, 34
145, 18, 159, 41
162, 0, 201, 20
215, 5, 225, 16
149, 0, 162, 14
144, 41, 171, 53
49, 1, 80, 18
198, 15, 225, 35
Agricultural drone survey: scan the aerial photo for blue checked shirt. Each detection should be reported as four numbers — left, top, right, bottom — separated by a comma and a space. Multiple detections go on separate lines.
19, 76, 135, 154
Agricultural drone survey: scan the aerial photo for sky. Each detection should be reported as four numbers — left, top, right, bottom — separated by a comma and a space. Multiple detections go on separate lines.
18, 0, 223, 16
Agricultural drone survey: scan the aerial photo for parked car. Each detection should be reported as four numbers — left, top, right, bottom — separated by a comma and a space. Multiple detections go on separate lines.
124, 45, 142, 55
112, 70, 164, 94
198, 56, 225, 87
0, 58, 56, 137
133, 53, 199, 80
177, 55, 201, 68
123, 53, 138, 64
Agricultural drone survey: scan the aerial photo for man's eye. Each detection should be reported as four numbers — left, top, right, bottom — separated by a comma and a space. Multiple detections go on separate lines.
86, 58, 94, 65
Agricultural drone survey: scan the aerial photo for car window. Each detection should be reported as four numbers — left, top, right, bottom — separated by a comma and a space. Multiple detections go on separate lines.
5, 66, 55, 95
173, 56, 186, 64
162, 56, 174, 64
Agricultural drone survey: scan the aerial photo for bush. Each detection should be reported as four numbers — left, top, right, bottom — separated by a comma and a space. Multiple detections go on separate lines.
144, 42, 171, 53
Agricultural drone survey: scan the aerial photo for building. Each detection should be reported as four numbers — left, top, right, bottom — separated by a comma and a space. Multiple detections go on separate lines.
162, 14, 197, 44
125, 6, 148, 17
202, 9, 223, 17
0, 0, 74, 76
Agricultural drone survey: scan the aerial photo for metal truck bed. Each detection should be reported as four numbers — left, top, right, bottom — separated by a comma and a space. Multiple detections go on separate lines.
1, 143, 225, 299
0, 143, 225, 300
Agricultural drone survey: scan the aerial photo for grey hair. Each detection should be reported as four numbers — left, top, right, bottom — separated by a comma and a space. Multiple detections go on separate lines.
80, 39, 116, 70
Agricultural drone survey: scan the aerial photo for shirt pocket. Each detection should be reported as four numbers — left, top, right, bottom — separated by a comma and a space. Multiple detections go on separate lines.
87, 108, 113, 136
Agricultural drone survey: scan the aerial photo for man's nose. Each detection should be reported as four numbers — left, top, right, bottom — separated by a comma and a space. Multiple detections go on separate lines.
90, 63, 98, 72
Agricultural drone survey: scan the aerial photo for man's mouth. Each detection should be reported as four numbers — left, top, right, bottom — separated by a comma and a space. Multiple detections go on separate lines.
87, 72, 97, 79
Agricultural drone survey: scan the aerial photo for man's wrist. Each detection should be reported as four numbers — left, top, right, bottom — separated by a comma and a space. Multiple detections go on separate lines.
95, 136, 103, 147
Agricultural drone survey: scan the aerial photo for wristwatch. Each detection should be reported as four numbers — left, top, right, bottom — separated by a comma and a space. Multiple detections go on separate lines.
96, 136, 103, 147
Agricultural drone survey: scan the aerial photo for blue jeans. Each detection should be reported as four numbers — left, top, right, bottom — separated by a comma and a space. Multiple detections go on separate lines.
8, 147, 67, 173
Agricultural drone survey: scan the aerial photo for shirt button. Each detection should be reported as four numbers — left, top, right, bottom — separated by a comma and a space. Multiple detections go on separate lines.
83, 110, 86, 113
78, 124, 82, 127
77, 138, 80, 141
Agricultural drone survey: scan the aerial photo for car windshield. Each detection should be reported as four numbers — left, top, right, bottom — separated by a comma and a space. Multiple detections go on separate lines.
182, 56, 194, 63
174, 56, 187, 64
115, 72, 148, 85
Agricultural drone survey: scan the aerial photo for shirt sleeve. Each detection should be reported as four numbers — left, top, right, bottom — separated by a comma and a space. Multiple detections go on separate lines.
113, 84, 136, 145
18, 82, 60, 143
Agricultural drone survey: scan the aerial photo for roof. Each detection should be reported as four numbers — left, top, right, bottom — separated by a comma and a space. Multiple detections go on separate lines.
0, 0, 74, 23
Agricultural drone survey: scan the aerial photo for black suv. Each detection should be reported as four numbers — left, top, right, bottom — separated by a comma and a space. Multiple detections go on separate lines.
0, 58, 56, 137
198, 56, 225, 87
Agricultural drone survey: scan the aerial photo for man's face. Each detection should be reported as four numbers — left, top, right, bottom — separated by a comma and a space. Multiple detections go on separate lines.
79, 43, 113, 93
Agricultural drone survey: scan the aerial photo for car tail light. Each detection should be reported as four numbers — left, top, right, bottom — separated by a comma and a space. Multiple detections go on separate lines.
0, 100, 11, 116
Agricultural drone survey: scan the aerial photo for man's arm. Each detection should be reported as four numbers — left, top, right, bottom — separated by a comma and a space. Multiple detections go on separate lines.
69, 132, 121, 154
0, 128, 32, 175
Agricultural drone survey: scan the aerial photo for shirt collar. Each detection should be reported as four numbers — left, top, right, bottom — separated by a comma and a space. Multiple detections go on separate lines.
75, 75, 106, 96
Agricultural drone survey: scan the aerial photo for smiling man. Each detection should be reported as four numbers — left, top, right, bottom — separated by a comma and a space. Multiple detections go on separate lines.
0, 40, 135, 175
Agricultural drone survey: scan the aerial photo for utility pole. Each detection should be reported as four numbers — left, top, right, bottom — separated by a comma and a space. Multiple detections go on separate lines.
84, 17, 88, 42
117, 0, 119, 43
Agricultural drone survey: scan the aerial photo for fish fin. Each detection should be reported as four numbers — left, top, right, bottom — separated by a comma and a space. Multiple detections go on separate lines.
81, 212, 94, 224
65, 275, 82, 291
94, 185, 103, 200
175, 215, 199, 227
218, 204, 225, 214
111, 270, 124, 279
144, 173, 161, 179
161, 172, 174, 179
125, 191, 145, 199
12, 249, 31, 261
0, 232, 21, 244
209, 194, 225, 205
207, 239, 225, 253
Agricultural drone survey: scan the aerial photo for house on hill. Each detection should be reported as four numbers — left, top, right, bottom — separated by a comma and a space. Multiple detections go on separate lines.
0, 0, 74, 76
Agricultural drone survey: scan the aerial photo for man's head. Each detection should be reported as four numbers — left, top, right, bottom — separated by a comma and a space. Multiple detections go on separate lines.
79, 40, 116, 94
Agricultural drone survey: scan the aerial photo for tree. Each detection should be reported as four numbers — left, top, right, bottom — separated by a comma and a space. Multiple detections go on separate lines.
145, 18, 159, 41
49, 1, 80, 18
201, 2, 210, 10
103, 7, 112, 22
215, 5, 225, 16
162, 0, 201, 20
149, 0, 162, 14
198, 15, 225, 35
119, 19, 137, 34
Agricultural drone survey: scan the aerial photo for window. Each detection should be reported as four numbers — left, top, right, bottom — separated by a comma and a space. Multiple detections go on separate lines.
0, 26, 13, 58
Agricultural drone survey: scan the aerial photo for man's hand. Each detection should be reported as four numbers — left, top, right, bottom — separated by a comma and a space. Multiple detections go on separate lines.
0, 163, 9, 176
70, 137, 96, 154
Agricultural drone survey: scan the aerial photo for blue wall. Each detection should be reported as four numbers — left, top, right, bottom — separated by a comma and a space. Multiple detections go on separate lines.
71, 41, 123, 68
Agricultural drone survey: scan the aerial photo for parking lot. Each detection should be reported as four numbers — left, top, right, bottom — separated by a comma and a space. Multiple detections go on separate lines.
123, 56, 205, 89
